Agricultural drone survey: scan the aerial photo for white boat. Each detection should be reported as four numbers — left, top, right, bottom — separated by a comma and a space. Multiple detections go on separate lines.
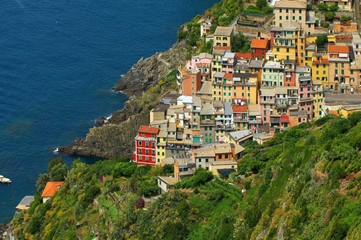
0, 175, 11, 183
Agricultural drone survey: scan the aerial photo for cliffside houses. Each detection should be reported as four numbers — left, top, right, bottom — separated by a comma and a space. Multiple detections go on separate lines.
136, 0, 361, 182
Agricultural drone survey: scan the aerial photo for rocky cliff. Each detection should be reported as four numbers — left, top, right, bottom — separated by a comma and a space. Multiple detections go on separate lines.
59, 41, 187, 159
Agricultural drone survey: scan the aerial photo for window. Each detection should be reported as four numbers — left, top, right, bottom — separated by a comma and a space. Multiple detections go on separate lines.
138, 149, 142, 153
299, 16, 302, 20
279, 16, 282, 20
145, 142, 148, 147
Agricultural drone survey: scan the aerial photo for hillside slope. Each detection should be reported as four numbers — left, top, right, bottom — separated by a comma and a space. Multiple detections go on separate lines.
10, 113, 361, 239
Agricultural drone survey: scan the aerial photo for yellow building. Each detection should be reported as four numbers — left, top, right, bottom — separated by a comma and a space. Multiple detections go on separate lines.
212, 72, 233, 102
232, 73, 258, 105
312, 80, 325, 120
339, 105, 361, 118
271, 26, 305, 65
213, 26, 233, 47
305, 34, 336, 45
304, 44, 316, 67
312, 53, 329, 86
156, 130, 167, 165
211, 47, 226, 81
212, 72, 258, 104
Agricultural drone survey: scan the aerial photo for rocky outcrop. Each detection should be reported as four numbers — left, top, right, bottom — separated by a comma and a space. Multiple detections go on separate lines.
60, 112, 149, 159
113, 41, 187, 97
59, 41, 187, 159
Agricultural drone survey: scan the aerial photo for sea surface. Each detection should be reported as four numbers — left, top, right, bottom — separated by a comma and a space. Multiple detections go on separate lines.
0, 0, 218, 223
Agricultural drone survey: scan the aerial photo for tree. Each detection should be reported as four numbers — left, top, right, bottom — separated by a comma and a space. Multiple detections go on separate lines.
324, 11, 336, 21
231, 33, 250, 53
162, 164, 174, 174
315, 35, 328, 46
199, 39, 213, 53
36, 173, 50, 194
48, 157, 68, 181
340, 15, 351, 23
256, 0, 268, 10
318, 3, 329, 12
329, 4, 339, 12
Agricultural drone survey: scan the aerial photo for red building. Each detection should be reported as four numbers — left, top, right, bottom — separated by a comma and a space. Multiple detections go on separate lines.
250, 39, 270, 60
133, 125, 159, 166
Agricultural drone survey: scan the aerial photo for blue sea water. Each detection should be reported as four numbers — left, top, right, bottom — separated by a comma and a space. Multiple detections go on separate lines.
0, 0, 218, 223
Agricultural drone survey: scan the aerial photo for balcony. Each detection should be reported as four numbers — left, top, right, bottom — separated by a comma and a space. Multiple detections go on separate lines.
200, 119, 215, 126
298, 97, 313, 102
260, 99, 275, 104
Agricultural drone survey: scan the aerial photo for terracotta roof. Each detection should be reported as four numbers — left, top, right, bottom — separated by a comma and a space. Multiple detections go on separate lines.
251, 39, 269, 49
280, 115, 290, 123
138, 125, 159, 134
41, 182, 64, 197
329, 110, 339, 116
224, 73, 233, 79
235, 52, 251, 59
328, 45, 349, 54
232, 105, 248, 112
214, 46, 232, 51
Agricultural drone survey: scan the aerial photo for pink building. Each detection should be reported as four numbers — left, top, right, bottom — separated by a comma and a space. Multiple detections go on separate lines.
259, 88, 275, 124
298, 75, 313, 122
186, 53, 212, 81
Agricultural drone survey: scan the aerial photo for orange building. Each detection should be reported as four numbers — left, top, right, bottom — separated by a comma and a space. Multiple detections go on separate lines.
328, 45, 351, 92
41, 181, 64, 203
179, 67, 202, 96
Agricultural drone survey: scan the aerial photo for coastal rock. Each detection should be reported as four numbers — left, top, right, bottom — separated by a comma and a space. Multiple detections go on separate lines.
113, 41, 187, 96
60, 110, 150, 159
60, 41, 187, 159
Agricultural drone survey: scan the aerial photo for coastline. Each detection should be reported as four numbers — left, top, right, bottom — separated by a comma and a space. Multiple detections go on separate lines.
59, 41, 188, 159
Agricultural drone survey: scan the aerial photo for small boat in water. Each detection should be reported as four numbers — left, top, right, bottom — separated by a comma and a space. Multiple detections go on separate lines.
0, 175, 11, 183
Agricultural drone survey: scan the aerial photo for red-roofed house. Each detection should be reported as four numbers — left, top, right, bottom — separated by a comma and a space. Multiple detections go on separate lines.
280, 115, 290, 128
133, 125, 160, 166
250, 39, 270, 60
41, 182, 64, 203
232, 99, 249, 130
235, 52, 251, 60
328, 44, 351, 92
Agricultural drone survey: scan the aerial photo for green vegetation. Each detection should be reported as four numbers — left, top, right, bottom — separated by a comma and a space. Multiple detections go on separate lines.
340, 15, 352, 23
178, 0, 244, 49
317, 3, 339, 22
231, 32, 250, 53
316, 34, 328, 46
11, 113, 361, 239
242, 0, 273, 15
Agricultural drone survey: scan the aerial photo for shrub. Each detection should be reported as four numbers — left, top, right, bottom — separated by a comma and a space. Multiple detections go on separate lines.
79, 185, 100, 210
175, 168, 213, 189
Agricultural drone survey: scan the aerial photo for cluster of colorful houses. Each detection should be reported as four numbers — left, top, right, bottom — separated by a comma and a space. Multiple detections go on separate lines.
14, 1, 361, 208
133, 0, 361, 191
